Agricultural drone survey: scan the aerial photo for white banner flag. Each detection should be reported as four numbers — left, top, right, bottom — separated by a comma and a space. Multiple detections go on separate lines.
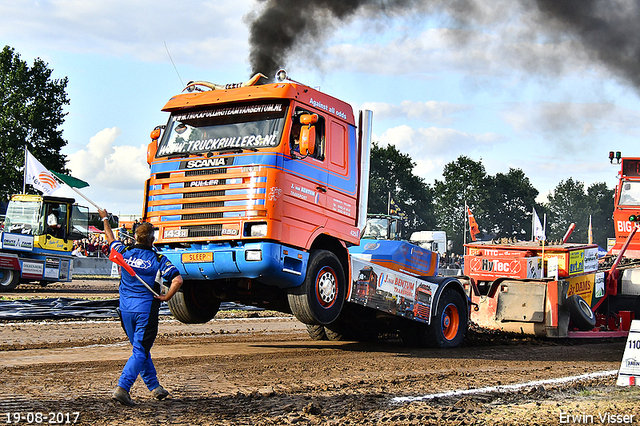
25, 150, 61, 195
533, 208, 546, 241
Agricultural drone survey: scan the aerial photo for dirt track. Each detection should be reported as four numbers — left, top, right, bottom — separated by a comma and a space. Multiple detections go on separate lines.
0, 279, 638, 425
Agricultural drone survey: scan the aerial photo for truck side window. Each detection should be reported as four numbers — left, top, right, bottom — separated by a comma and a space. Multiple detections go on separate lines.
290, 108, 325, 160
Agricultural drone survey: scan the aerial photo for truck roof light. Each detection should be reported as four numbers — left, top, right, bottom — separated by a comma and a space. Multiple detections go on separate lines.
276, 69, 288, 82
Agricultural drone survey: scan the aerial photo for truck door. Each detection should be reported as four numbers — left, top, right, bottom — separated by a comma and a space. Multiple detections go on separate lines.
68, 204, 89, 240
325, 120, 358, 226
282, 107, 329, 245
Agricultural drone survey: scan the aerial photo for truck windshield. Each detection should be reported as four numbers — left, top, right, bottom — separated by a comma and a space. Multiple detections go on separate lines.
156, 100, 288, 158
4, 200, 42, 235
619, 181, 640, 206
363, 218, 389, 239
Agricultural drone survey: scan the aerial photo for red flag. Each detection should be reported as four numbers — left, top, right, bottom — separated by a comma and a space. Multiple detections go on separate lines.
108, 249, 160, 297
467, 208, 481, 241
109, 249, 137, 277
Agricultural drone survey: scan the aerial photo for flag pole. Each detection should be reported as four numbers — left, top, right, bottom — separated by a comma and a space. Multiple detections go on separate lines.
531, 207, 535, 242
22, 147, 27, 194
464, 200, 467, 247
67, 186, 102, 211
541, 213, 546, 277
387, 192, 391, 215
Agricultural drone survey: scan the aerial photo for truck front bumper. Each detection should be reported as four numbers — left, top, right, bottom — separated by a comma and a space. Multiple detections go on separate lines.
160, 241, 309, 289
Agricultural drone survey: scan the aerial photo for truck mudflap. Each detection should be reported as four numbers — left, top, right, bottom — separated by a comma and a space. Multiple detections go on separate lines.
159, 241, 308, 289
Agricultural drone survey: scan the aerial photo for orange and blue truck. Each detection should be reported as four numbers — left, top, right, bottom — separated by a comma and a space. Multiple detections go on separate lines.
142, 70, 469, 347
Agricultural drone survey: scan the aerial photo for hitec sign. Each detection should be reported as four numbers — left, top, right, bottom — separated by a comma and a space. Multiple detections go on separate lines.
464, 255, 541, 280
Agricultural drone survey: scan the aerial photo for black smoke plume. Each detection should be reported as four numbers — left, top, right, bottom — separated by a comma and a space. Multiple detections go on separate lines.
533, 0, 640, 90
248, 0, 640, 91
247, 0, 424, 80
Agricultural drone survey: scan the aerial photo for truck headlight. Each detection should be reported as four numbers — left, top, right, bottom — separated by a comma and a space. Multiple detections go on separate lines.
245, 250, 262, 261
249, 223, 267, 237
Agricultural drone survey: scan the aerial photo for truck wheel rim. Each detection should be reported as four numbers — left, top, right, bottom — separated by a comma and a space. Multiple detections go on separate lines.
442, 303, 460, 340
315, 267, 337, 308
0, 270, 13, 287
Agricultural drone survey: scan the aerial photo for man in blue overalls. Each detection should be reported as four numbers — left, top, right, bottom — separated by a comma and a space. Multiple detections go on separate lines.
99, 209, 183, 406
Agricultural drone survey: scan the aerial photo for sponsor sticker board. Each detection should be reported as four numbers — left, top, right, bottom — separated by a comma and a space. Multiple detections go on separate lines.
1, 232, 34, 252
464, 255, 541, 281
617, 320, 640, 386
566, 274, 596, 305
20, 261, 44, 279
349, 255, 438, 324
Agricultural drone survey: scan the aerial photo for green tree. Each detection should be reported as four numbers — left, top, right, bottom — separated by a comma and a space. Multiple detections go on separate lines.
585, 182, 614, 248
432, 156, 490, 253
547, 179, 613, 246
483, 168, 539, 240
0, 46, 70, 200
546, 178, 587, 241
368, 142, 434, 235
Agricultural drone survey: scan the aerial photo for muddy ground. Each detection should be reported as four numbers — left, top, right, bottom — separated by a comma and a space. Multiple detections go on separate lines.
0, 279, 638, 425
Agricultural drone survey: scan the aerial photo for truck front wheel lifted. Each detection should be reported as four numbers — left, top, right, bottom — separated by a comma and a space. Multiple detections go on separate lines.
0, 269, 19, 291
165, 282, 221, 324
288, 250, 346, 325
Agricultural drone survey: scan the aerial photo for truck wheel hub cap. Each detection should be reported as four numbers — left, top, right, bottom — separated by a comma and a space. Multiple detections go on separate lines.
317, 271, 337, 306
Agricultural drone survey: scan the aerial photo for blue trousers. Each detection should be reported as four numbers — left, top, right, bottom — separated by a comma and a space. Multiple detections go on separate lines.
118, 310, 160, 392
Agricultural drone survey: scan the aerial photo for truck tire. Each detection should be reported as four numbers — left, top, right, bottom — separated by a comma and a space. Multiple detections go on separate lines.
0, 269, 19, 291
166, 282, 221, 324
424, 288, 467, 348
306, 324, 328, 340
288, 249, 346, 325
567, 294, 596, 331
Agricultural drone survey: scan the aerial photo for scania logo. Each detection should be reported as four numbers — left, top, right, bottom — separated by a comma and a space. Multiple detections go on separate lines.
180, 157, 233, 169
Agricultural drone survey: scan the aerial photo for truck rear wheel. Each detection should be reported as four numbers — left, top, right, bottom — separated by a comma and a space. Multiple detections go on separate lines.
306, 324, 328, 340
426, 288, 467, 348
288, 249, 345, 325
0, 269, 19, 291
165, 282, 221, 324
567, 294, 596, 331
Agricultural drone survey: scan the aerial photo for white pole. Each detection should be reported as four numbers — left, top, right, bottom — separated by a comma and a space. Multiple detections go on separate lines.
464, 200, 467, 247
67, 186, 102, 211
22, 147, 27, 194
531, 207, 535, 241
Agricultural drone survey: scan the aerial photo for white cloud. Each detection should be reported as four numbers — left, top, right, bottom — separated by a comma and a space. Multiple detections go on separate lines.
362, 100, 471, 126
323, 24, 598, 82
374, 124, 502, 182
64, 127, 148, 214
0, 0, 252, 66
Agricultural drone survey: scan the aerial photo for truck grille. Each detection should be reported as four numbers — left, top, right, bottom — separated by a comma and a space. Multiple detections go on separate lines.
185, 190, 225, 198
184, 224, 223, 238
186, 168, 227, 176
184, 201, 225, 209
182, 213, 224, 220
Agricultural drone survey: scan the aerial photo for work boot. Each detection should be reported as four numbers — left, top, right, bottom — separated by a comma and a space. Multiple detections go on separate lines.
112, 386, 135, 406
151, 385, 169, 400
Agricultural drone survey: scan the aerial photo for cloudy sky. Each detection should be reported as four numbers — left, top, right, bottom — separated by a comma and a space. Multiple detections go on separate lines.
2, 0, 639, 217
